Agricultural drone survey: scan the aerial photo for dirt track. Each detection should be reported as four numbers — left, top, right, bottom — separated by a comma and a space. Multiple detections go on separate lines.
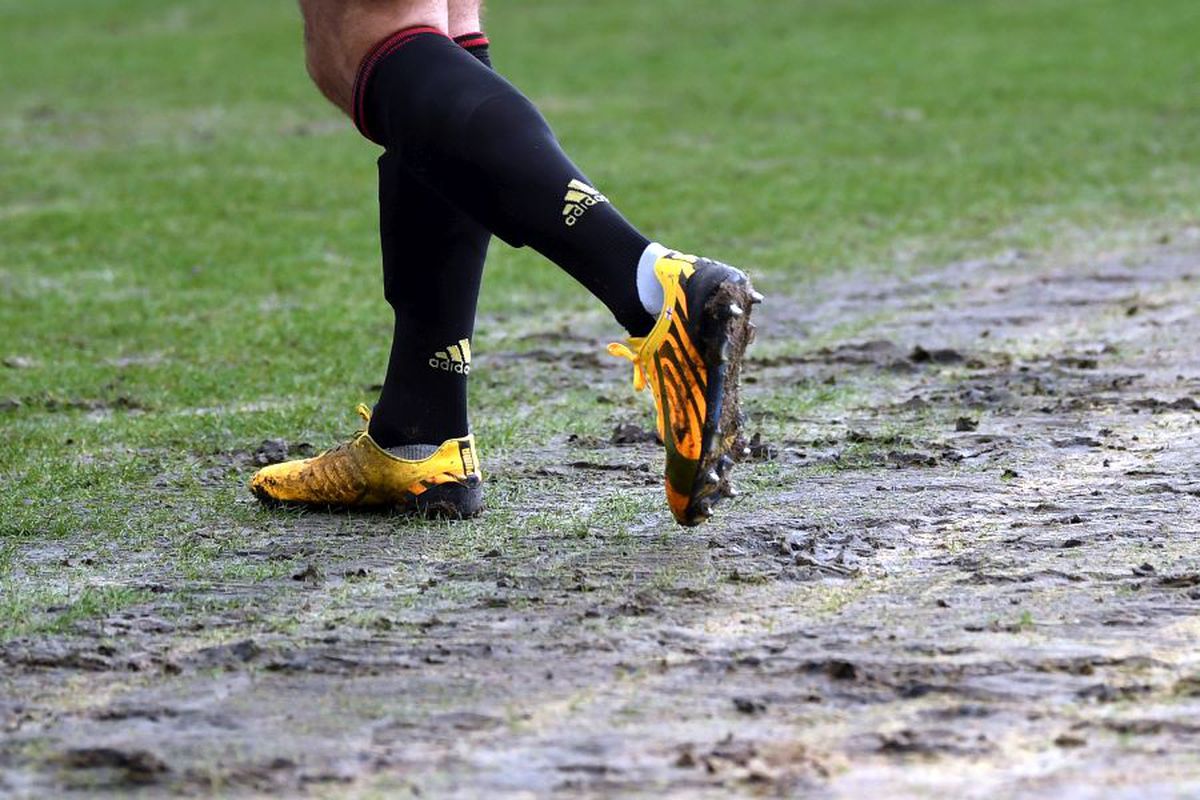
4, 241, 1200, 797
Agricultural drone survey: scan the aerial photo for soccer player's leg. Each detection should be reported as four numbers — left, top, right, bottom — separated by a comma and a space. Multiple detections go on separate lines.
251, 1, 488, 517
359, 26, 496, 512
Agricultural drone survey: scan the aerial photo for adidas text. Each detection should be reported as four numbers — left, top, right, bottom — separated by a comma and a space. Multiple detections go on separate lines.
429, 338, 472, 375
429, 359, 471, 374
562, 179, 608, 227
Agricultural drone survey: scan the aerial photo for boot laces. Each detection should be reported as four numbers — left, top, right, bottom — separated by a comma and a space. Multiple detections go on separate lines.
607, 338, 649, 391
355, 403, 372, 429
314, 405, 371, 459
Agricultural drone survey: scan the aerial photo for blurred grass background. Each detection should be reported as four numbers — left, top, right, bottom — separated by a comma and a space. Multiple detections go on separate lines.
0, 0, 1198, 585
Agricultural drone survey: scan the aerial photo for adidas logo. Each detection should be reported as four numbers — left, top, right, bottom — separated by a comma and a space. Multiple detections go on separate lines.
562, 179, 608, 227
429, 338, 472, 374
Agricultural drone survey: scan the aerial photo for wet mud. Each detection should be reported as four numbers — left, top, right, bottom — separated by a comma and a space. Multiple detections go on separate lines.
4, 243, 1200, 797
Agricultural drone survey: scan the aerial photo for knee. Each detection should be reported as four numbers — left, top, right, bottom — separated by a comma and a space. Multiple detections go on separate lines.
299, 1, 450, 115
303, 40, 345, 109
301, 18, 355, 113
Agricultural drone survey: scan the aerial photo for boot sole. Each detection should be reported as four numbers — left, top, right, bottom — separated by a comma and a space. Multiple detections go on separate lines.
252, 476, 483, 520
682, 265, 760, 525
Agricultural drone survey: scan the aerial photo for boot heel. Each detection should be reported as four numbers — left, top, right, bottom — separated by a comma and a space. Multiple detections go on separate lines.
414, 476, 484, 519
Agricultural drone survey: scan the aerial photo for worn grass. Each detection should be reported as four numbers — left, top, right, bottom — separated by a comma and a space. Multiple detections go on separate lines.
2, 0, 1199, 634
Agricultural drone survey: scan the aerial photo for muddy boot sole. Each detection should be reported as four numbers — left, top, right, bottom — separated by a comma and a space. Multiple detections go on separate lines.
252, 477, 483, 520
682, 266, 761, 525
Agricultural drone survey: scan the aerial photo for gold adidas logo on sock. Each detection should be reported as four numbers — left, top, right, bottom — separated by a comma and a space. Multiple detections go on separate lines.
562, 178, 609, 227
429, 338, 472, 375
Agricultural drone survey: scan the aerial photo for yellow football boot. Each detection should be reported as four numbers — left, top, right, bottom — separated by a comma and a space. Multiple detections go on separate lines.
609, 252, 761, 526
249, 405, 482, 518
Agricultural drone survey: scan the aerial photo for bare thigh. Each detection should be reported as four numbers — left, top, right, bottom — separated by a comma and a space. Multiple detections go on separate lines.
298, 0, 448, 114
447, 0, 484, 38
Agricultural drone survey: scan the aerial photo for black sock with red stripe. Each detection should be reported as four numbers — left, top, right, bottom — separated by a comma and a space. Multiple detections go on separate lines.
453, 32, 491, 67
354, 27, 656, 337
368, 35, 494, 452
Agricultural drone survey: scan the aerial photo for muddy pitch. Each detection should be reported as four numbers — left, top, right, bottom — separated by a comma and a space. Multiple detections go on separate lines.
4, 243, 1200, 797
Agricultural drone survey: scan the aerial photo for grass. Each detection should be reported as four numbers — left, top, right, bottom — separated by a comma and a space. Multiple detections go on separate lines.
2, 0, 1199, 634
0, 583, 152, 640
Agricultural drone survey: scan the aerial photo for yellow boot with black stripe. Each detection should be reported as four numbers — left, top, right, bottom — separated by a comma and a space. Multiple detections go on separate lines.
609, 252, 761, 526
249, 405, 482, 518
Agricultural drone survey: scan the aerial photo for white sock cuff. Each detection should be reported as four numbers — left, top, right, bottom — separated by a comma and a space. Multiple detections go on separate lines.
636, 242, 671, 316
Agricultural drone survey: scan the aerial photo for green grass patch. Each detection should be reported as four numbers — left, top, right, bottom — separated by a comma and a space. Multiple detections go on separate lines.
0, 584, 151, 641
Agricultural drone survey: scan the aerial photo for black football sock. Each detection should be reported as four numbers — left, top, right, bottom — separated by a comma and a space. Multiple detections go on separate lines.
353, 27, 657, 336
368, 36, 494, 451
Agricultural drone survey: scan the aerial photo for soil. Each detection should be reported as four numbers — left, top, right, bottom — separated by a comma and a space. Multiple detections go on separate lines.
4, 243, 1200, 798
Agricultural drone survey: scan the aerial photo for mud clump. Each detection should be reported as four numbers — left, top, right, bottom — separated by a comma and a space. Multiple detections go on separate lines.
610, 422, 658, 445
186, 639, 264, 671
780, 532, 862, 576
2, 639, 118, 672
747, 432, 779, 461
1129, 396, 1199, 412
825, 660, 860, 681
292, 563, 325, 584
733, 696, 768, 715
909, 345, 965, 365
873, 728, 994, 757
254, 439, 312, 466
811, 340, 904, 365
1053, 734, 1088, 748
887, 451, 939, 468
55, 747, 169, 786
674, 736, 829, 790
1051, 435, 1103, 448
